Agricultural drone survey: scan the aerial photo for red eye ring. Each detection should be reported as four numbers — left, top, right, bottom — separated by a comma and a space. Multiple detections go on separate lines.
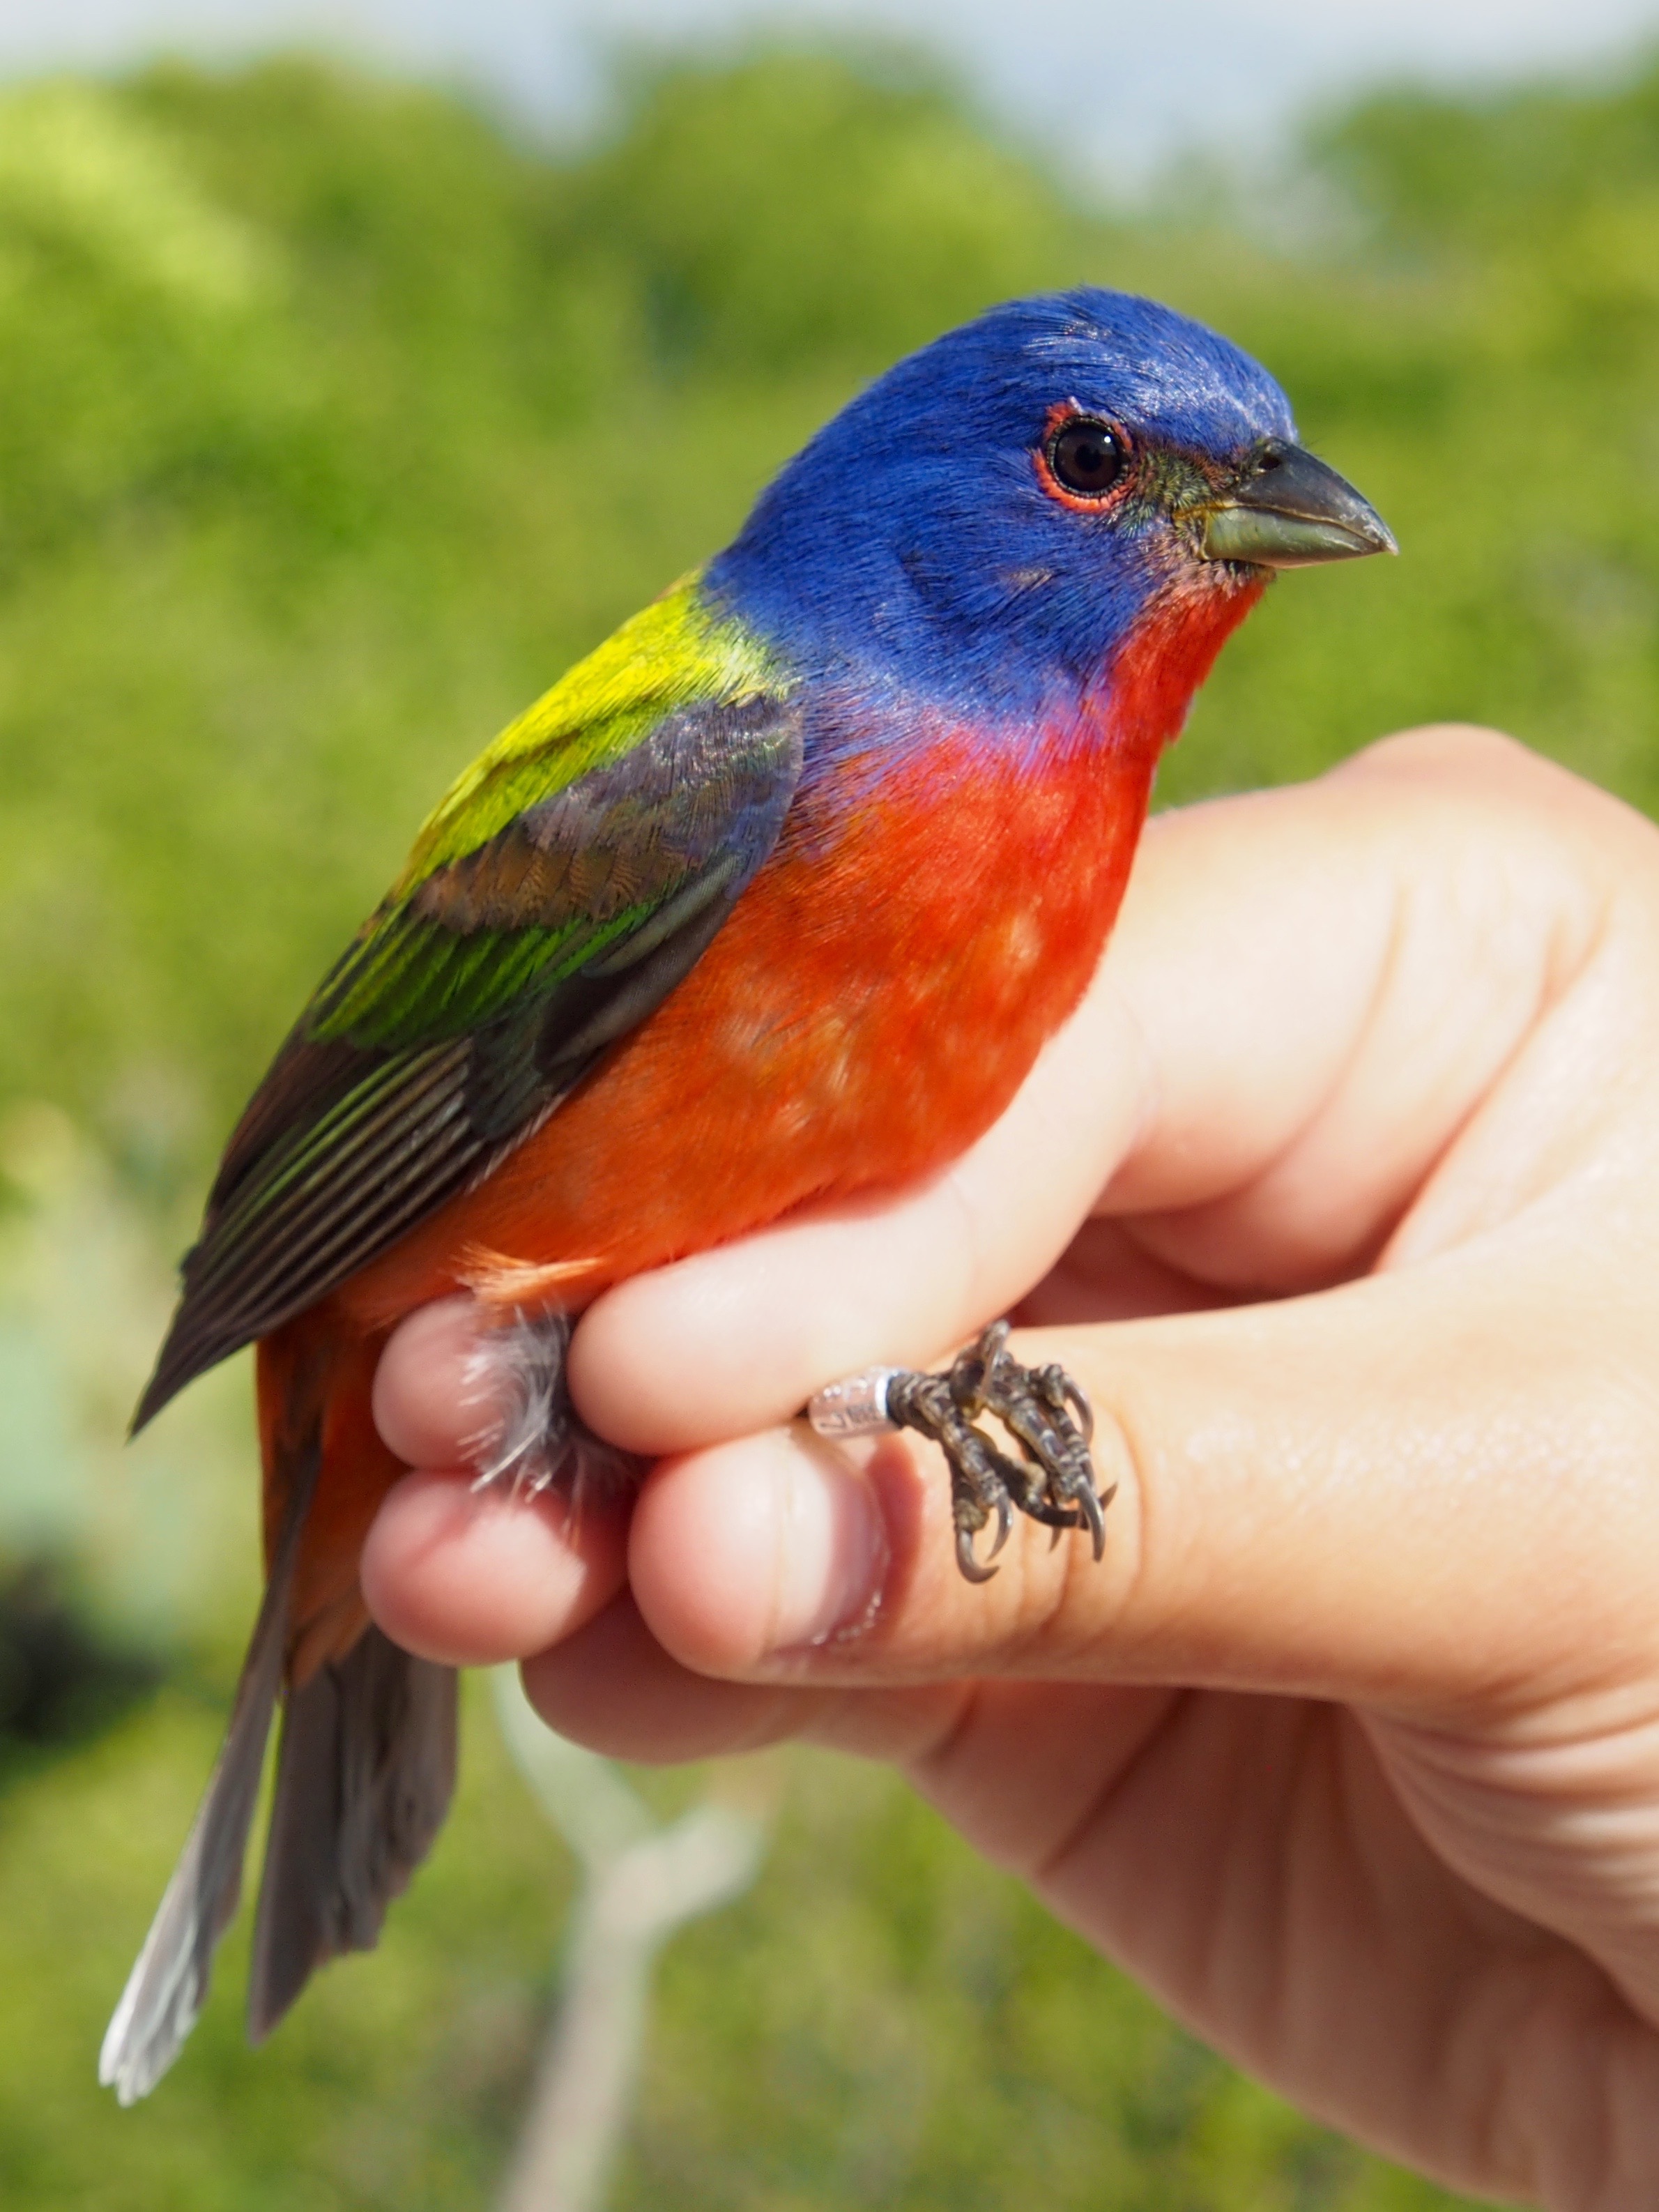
1037, 404, 1133, 510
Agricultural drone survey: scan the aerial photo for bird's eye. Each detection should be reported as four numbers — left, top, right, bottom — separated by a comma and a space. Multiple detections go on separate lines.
1047, 417, 1126, 498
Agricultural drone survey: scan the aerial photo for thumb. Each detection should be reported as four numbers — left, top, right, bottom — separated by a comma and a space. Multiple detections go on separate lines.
625, 1235, 1658, 1718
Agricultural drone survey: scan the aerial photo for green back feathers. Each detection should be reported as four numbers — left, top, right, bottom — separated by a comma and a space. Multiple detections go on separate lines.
134, 579, 804, 1427
304, 577, 790, 1053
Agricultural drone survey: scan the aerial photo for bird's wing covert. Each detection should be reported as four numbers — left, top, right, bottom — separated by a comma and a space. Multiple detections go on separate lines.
135, 670, 802, 1428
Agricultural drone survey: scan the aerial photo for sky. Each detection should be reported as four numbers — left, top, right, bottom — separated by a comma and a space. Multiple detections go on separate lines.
2, 0, 1658, 181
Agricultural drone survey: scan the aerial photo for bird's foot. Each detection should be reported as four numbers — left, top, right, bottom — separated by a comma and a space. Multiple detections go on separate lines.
464, 1308, 643, 1507
808, 1322, 1111, 1583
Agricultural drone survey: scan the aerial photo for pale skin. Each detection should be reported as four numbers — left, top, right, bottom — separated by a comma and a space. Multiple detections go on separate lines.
362, 726, 1659, 2211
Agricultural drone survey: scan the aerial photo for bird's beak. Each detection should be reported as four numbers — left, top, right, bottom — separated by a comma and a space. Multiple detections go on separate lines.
1199, 440, 1397, 568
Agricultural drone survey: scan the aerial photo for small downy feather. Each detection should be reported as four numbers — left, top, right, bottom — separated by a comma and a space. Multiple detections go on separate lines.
464, 1306, 645, 1506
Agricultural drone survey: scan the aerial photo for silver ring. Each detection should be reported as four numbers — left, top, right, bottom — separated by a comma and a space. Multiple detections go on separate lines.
806, 1368, 900, 1438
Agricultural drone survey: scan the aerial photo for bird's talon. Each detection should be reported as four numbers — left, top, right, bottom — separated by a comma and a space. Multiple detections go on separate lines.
988, 1490, 1013, 1560
956, 1523, 1000, 1584
1078, 1479, 1108, 1560
869, 1323, 1113, 1580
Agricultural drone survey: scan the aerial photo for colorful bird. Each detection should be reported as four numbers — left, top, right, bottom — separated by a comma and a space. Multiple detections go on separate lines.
100, 288, 1393, 2101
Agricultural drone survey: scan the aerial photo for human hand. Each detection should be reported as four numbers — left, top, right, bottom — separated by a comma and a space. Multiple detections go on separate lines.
366, 726, 1659, 2209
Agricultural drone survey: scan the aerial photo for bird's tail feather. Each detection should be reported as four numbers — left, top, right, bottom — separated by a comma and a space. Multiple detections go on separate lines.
248, 1626, 457, 2041
98, 1438, 321, 2106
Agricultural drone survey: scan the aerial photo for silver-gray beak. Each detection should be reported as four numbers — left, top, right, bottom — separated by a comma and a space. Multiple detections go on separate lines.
1200, 440, 1397, 568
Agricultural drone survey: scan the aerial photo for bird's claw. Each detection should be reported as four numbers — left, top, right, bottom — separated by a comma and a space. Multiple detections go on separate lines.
956, 1522, 1000, 1584
988, 1487, 1013, 1559
882, 1322, 1110, 1582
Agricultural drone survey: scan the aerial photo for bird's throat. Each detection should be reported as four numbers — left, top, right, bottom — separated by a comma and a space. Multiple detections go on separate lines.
1096, 565, 1268, 763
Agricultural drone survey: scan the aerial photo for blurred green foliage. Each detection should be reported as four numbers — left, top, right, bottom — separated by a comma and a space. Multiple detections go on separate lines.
3, 37, 1657, 2206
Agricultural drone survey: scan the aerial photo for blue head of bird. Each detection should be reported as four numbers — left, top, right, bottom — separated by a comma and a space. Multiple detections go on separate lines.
705, 286, 1393, 724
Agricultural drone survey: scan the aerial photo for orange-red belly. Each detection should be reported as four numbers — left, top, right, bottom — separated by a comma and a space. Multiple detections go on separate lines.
270, 570, 1264, 1665
275, 732, 1159, 1665
339, 733, 1156, 1333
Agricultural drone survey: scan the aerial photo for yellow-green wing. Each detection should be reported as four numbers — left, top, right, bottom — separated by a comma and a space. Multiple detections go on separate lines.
135, 584, 801, 1427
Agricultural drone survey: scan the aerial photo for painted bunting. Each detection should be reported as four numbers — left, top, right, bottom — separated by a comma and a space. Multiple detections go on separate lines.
100, 288, 1393, 2101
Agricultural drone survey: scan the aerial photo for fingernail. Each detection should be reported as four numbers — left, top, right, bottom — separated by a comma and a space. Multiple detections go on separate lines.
763, 1430, 889, 1654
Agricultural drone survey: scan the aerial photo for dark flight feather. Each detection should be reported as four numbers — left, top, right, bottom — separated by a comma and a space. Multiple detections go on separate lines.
248, 1630, 458, 2043
134, 689, 802, 1430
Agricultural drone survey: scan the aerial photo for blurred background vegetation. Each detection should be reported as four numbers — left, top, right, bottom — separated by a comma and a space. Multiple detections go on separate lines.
1, 34, 1656, 2206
